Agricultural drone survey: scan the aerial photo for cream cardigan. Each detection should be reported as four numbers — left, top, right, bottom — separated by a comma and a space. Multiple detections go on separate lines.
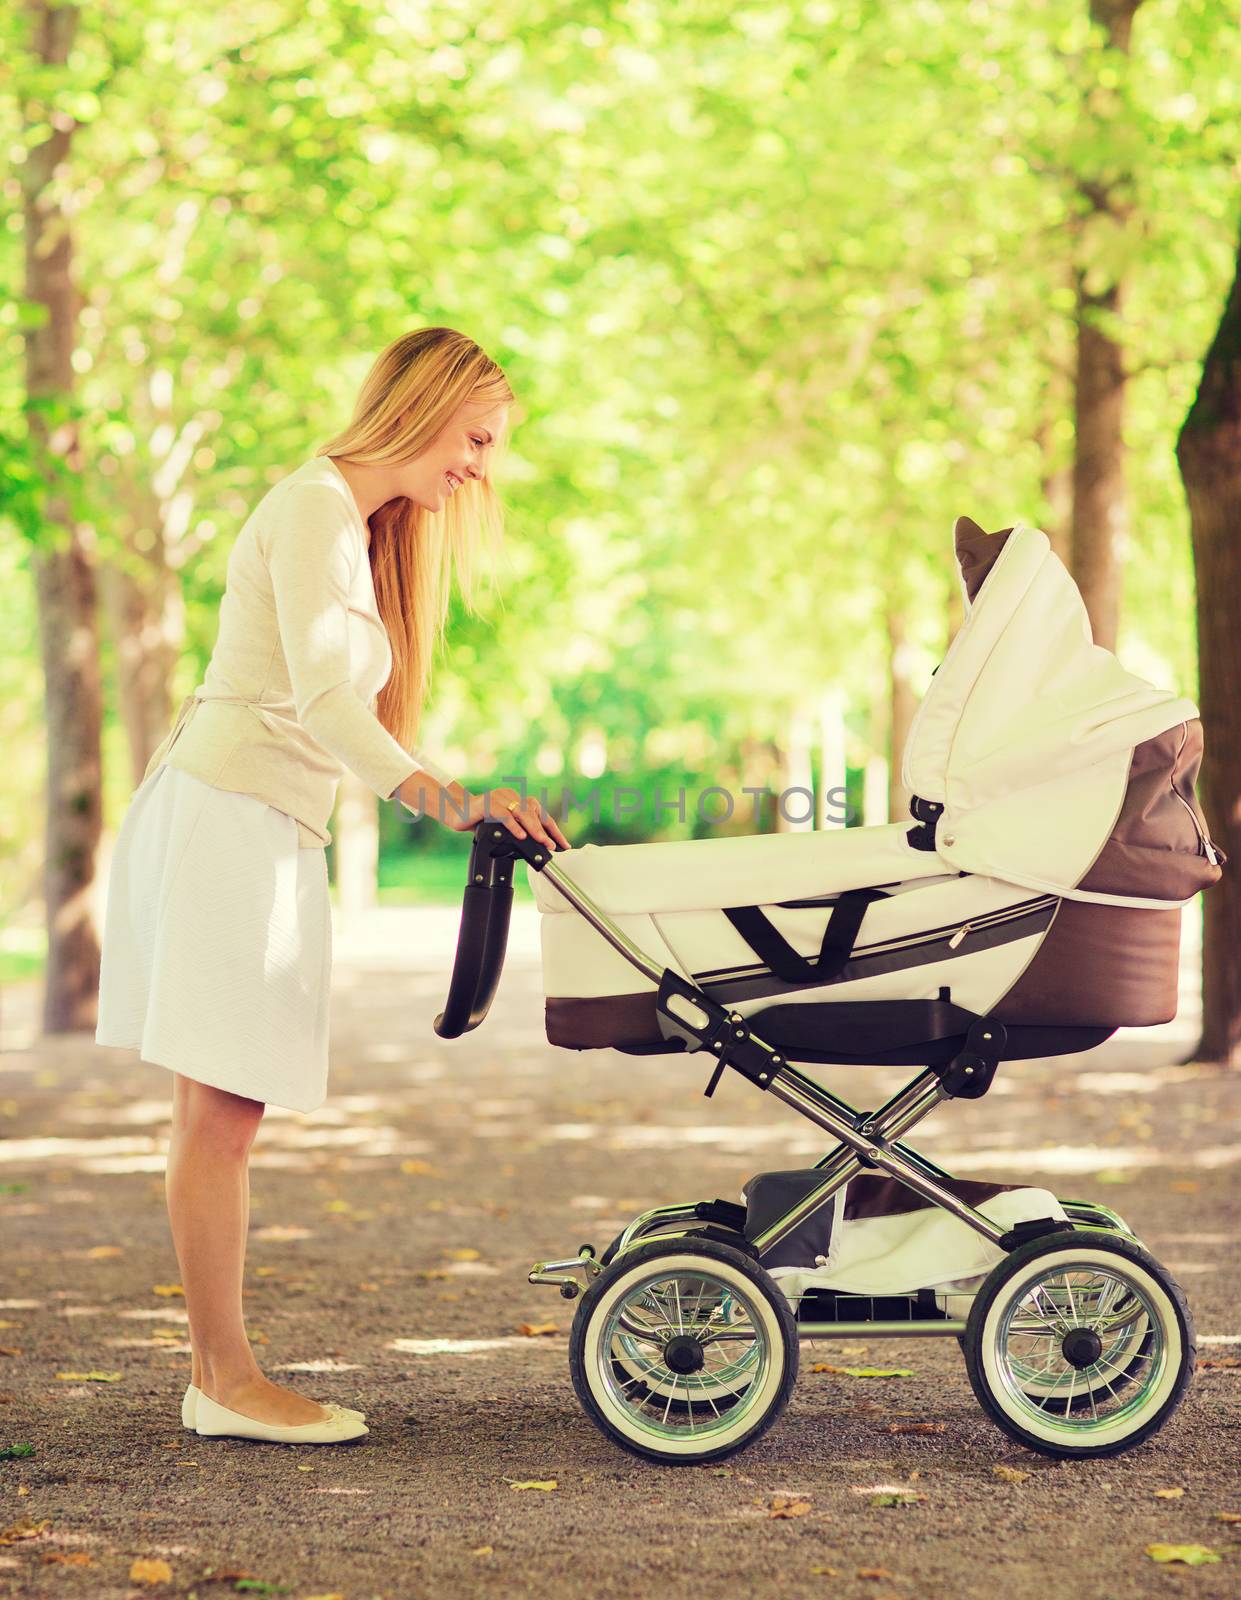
143, 454, 456, 848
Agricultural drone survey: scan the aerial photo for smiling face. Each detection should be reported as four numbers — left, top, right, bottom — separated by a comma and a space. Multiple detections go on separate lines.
395, 396, 510, 512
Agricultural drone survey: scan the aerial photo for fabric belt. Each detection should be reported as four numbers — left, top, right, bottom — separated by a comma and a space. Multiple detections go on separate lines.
721, 887, 889, 987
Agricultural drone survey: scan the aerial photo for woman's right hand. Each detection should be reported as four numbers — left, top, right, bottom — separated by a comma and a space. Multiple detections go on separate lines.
454, 786, 573, 852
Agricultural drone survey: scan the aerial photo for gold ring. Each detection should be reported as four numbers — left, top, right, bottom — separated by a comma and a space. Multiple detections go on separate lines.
505, 800, 520, 811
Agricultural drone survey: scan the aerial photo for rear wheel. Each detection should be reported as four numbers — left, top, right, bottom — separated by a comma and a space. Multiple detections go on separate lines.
962, 1230, 1194, 1458
569, 1236, 798, 1464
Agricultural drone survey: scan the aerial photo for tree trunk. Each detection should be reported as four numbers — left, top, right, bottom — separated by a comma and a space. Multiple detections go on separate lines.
22, 0, 103, 1033
1175, 214, 1241, 1067
1070, 0, 1144, 651
98, 540, 184, 792
816, 687, 847, 829
886, 601, 918, 826
778, 708, 815, 834
333, 770, 380, 921
1036, 358, 1074, 564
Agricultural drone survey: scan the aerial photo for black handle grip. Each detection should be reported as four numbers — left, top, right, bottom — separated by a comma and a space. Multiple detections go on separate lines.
433, 821, 554, 1039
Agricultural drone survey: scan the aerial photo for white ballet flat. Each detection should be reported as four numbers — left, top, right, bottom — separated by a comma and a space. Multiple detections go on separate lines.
182, 1383, 364, 1430
194, 1388, 369, 1444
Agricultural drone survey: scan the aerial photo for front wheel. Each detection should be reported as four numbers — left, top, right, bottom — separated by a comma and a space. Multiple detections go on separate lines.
962, 1230, 1194, 1459
569, 1236, 798, 1464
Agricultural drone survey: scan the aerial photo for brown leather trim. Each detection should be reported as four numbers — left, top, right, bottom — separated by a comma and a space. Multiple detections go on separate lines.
546, 993, 659, 1049
953, 517, 1014, 604
1077, 720, 1223, 900
990, 898, 1181, 1027
842, 1173, 1014, 1221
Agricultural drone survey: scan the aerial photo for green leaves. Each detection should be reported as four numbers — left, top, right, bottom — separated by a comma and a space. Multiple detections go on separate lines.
1145, 1544, 1222, 1567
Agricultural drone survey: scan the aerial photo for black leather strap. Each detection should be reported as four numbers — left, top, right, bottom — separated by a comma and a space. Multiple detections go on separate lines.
721, 887, 887, 985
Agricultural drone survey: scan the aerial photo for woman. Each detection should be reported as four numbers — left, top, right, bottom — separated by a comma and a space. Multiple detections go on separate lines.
95, 328, 573, 1444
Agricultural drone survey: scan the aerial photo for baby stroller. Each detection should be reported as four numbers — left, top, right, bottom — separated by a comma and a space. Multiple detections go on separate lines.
433, 518, 1226, 1466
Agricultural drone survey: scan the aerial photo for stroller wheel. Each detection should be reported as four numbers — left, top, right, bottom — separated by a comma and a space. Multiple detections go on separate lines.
962, 1229, 1194, 1459
568, 1235, 798, 1464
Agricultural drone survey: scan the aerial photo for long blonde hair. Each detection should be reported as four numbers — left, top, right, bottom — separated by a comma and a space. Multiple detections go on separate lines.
317, 328, 513, 754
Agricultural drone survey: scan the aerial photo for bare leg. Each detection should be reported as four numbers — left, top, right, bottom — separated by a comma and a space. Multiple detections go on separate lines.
184, 1130, 250, 1390
183, 1102, 251, 1391
166, 1073, 331, 1425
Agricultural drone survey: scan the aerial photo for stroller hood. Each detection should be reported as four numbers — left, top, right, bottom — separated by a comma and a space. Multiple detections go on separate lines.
901, 521, 1206, 908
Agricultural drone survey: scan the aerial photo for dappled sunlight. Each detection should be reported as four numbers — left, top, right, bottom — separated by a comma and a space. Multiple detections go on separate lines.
936, 1142, 1241, 1174
275, 1359, 363, 1372
388, 1336, 566, 1356
1061, 1066, 1210, 1095
0, 1135, 162, 1165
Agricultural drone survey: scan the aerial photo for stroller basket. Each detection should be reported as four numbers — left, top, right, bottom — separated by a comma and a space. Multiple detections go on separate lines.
430, 518, 1224, 1467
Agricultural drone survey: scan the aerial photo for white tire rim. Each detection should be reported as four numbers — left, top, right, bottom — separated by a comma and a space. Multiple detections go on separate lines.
582, 1252, 788, 1457
979, 1246, 1183, 1449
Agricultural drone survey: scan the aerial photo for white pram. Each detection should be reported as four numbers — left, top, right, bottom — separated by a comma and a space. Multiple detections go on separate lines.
434, 518, 1225, 1465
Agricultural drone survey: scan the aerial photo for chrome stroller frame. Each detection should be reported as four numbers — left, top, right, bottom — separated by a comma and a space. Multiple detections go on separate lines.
434, 821, 1194, 1464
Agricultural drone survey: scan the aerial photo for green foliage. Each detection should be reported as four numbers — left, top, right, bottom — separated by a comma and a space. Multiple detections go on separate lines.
1, 0, 1236, 901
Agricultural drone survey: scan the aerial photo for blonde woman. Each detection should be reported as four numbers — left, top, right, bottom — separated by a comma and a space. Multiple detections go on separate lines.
95, 328, 572, 1444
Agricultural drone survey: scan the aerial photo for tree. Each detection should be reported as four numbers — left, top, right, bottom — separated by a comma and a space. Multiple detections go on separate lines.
20, 0, 103, 1031
1176, 210, 1241, 1066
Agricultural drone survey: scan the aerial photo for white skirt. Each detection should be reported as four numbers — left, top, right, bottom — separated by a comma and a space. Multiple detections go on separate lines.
95, 761, 332, 1114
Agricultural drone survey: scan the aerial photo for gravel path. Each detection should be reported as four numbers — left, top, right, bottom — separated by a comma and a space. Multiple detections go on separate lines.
0, 903, 1237, 1600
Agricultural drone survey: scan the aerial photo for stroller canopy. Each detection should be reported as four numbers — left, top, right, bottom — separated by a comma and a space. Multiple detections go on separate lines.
901, 521, 1203, 909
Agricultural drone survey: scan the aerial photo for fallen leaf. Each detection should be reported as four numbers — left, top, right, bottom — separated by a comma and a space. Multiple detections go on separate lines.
443, 1248, 481, 1261
86, 1245, 124, 1258
811, 1364, 914, 1378
1213, 1511, 1241, 1523
400, 1159, 439, 1176
887, 1422, 944, 1435
1145, 1544, 1221, 1566
42, 1552, 92, 1565
296, 1464, 314, 1473
1153, 1487, 1185, 1499
151, 1285, 185, 1298
767, 1494, 813, 1519
55, 1371, 122, 1383
470, 1546, 494, 1557
129, 1557, 173, 1584
1201, 1358, 1241, 1369
516, 1322, 559, 1338
506, 1478, 557, 1491
0, 1348, 20, 1358
870, 1492, 927, 1507
810, 1568, 840, 1577
993, 1466, 1030, 1483
0, 1518, 52, 1545
0, 1444, 34, 1460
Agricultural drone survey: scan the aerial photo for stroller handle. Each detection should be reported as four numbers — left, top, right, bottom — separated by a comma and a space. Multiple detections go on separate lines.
434, 823, 665, 1039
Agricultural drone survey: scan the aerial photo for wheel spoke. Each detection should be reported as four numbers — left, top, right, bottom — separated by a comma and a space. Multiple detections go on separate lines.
595, 1255, 782, 1446
986, 1252, 1171, 1440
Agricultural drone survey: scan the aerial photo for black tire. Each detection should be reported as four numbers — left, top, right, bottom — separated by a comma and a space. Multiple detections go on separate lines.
568, 1235, 799, 1465
962, 1229, 1195, 1459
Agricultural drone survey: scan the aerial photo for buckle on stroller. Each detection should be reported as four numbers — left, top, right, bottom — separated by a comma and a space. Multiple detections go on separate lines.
654, 968, 785, 1097
934, 1018, 1008, 1099
907, 793, 944, 852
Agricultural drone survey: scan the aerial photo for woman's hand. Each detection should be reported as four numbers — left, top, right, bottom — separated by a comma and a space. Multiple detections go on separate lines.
451, 787, 573, 851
